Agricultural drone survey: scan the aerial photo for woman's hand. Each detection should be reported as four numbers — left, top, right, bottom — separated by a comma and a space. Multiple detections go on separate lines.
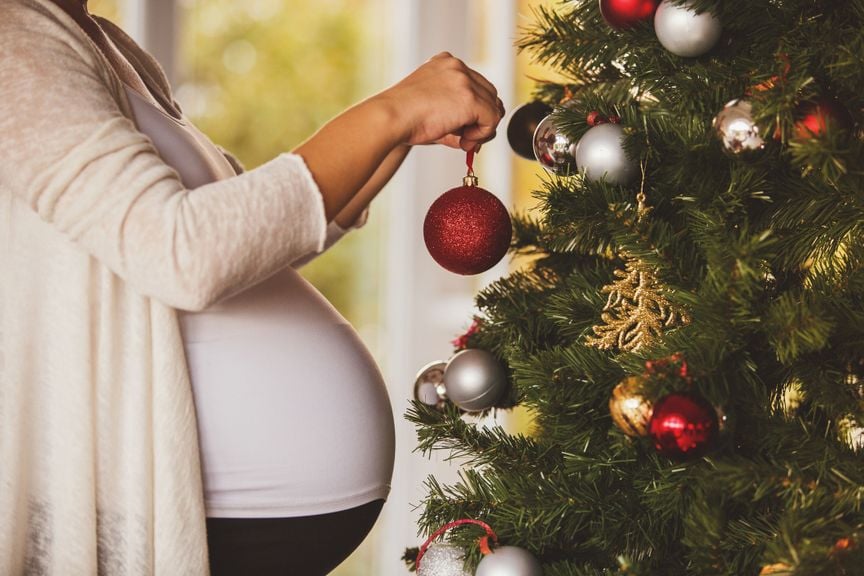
375, 52, 505, 151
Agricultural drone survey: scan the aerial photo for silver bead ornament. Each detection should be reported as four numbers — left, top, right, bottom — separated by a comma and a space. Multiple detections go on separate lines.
713, 99, 766, 159
417, 543, 471, 576
532, 114, 577, 174
476, 546, 543, 576
573, 123, 638, 185
443, 349, 508, 412
654, 0, 722, 58
414, 361, 449, 410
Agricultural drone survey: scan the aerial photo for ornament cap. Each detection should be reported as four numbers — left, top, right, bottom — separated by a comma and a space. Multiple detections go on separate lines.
464, 149, 478, 187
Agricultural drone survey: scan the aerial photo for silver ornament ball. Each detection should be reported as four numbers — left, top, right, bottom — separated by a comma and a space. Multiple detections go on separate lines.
443, 349, 508, 412
713, 99, 766, 159
654, 0, 722, 58
476, 546, 543, 576
418, 543, 471, 576
532, 114, 577, 174
414, 361, 449, 410
574, 123, 638, 185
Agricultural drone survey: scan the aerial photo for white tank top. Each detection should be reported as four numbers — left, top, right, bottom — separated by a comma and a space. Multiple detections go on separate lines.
123, 85, 395, 518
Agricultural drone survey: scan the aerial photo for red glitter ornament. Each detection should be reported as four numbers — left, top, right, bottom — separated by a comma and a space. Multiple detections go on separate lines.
794, 98, 851, 139
600, 0, 660, 30
424, 153, 512, 275
648, 392, 718, 458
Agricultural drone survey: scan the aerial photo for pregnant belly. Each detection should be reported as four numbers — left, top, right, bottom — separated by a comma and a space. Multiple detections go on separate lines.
180, 268, 395, 518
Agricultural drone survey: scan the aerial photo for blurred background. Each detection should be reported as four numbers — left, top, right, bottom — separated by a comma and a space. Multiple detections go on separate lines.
88, 0, 555, 573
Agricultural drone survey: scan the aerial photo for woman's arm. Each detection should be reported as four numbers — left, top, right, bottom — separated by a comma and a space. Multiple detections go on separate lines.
220, 135, 410, 230
296, 52, 502, 225
332, 144, 410, 228
1, 7, 501, 312
289, 145, 411, 269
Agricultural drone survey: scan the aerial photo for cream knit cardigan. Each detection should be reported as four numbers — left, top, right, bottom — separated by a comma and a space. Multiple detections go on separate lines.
0, 0, 336, 573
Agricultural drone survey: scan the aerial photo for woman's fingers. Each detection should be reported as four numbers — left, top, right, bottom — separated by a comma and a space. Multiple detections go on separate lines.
435, 134, 464, 149
467, 68, 499, 108
458, 68, 502, 151
382, 52, 503, 149
460, 128, 497, 151
462, 91, 501, 150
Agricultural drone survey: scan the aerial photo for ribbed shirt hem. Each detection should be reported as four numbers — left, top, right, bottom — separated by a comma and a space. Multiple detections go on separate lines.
204, 485, 391, 519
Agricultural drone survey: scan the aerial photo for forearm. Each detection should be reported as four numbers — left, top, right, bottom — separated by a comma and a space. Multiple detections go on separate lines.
293, 96, 404, 223
333, 143, 411, 227
295, 52, 503, 226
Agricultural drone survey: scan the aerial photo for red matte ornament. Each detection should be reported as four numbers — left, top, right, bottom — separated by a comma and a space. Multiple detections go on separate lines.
600, 0, 660, 29
648, 392, 718, 458
424, 153, 512, 275
794, 98, 851, 139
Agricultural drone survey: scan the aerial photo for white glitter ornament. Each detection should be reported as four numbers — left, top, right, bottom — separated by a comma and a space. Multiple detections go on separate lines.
476, 546, 543, 576
417, 543, 471, 576
654, 0, 722, 58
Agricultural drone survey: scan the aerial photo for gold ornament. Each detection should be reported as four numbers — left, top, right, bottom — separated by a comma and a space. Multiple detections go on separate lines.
586, 256, 690, 352
759, 563, 793, 575
838, 415, 864, 452
838, 364, 864, 451
609, 376, 653, 437
587, 166, 689, 352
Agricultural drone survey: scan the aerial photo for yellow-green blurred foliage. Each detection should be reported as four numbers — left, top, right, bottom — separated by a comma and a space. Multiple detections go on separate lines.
178, 0, 385, 332
88, 0, 120, 21
180, 0, 378, 168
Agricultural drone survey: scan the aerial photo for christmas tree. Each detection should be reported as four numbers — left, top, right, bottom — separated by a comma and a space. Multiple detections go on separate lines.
406, 1, 864, 574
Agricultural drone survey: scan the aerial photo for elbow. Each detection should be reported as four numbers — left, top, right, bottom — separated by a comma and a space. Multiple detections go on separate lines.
144, 259, 227, 312
154, 215, 234, 312
150, 280, 220, 312
167, 289, 217, 313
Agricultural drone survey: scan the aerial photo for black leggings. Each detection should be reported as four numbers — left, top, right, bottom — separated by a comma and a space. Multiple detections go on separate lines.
206, 500, 384, 576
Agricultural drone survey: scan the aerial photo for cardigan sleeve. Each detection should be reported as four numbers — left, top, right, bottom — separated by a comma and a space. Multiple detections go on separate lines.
214, 144, 369, 270
0, 3, 329, 312
291, 208, 370, 269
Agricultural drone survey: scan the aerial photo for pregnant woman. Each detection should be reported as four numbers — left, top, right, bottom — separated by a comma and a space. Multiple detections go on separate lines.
0, 0, 503, 574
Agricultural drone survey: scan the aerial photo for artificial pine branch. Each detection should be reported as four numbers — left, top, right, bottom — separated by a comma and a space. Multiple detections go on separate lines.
408, 0, 864, 573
